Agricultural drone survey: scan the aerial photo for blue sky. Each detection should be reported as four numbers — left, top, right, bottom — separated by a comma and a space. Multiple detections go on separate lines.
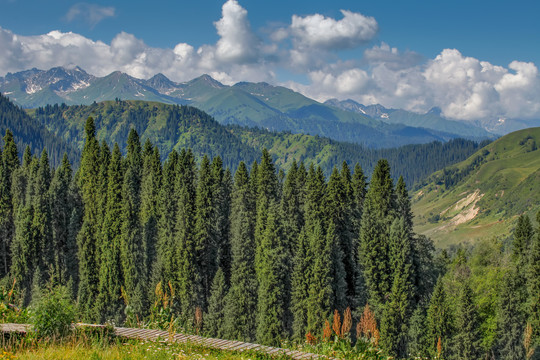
1, 0, 540, 121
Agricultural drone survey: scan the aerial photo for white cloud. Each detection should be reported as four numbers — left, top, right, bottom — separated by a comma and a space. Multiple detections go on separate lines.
214, 0, 260, 63
289, 10, 378, 50
65, 3, 115, 28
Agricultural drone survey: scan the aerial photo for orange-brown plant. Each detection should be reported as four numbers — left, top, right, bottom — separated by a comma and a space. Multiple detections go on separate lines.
332, 309, 341, 336
436, 337, 442, 359
341, 307, 352, 338
323, 320, 332, 342
306, 331, 318, 345
194, 306, 203, 334
356, 304, 379, 345
524, 322, 535, 360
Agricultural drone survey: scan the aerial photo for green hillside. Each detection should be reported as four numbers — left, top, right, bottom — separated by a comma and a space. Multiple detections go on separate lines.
412, 127, 540, 247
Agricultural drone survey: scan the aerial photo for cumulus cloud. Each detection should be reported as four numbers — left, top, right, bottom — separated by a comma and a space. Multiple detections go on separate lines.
65, 3, 115, 27
214, 0, 260, 63
289, 10, 378, 50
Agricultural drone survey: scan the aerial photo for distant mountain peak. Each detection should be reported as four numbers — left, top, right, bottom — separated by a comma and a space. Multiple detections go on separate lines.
192, 74, 225, 88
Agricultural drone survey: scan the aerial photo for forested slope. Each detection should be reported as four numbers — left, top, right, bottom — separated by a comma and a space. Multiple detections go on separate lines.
27, 99, 486, 187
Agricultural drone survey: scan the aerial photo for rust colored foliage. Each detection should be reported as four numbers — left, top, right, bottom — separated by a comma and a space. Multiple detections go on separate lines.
332, 309, 341, 336
306, 331, 318, 345
323, 320, 332, 342
436, 337, 442, 358
341, 307, 352, 338
194, 306, 203, 334
356, 304, 379, 345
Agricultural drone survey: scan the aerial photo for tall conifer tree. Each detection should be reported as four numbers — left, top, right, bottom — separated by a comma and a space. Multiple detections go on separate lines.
205, 267, 227, 338
497, 269, 527, 360
141, 142, 161, 286
152, 150, 179, 289
359, 159, 395, 315
0, 130, 19, 277
77, 117, 101, 319
256, 200, 288, 345
453, 281, 482, 360
32, 149, 53, 283
427, 278, 453, 359
326, 166, 355, 309
380, 217, 414, 358
291, 229, 310, 341
223, 162, 257, 341
194, 155, 217, 308
49, 154, 72, 284
213, 159, 231, 281
121, 129, 146, 318
96, 144, 125, 323
176, 149, 198, 319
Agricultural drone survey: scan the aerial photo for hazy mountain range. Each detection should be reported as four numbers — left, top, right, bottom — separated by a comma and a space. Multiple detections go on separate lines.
0, 66, 502, 148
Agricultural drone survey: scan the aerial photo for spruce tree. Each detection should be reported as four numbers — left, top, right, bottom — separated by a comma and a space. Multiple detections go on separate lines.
395, 176, 413, 231
453, 281, 482, 360
281, 160, 303, 260
152, 150, 179, 290
256, 201, 288, 346
0, 129, 19, 277
359, 159, 395, 315
96, 140, 111, 267
351, 162, 367, 232
407, 304, 429, 358
427, 278, 453, 359
380, 217, 414, 358
65, 174, 83, 298
77, 117, 101, 320
32, 149, 53, 282
175, 149, 198, 320
254, 150, 278, 279
326, 166, 355, 309
194, 155, 217, 308
49, 154, 72, 284
223, 162, 257, 341
121, 129, 146, 319
141, 142, 161, 287
513, 214, 533, 272
11, 205, 35, 304
291, 229, 310, 341
205, 268, 227, 338
96, 144, 124, 323
306, 220, 344, 335
213, 160, 231, 282
497, 269, 526, 360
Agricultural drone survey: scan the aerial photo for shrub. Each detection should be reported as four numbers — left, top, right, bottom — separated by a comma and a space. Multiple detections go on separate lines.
31, 285, 76, 340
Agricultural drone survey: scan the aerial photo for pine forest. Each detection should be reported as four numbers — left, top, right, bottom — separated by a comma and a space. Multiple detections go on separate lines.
1, 117, 539, 359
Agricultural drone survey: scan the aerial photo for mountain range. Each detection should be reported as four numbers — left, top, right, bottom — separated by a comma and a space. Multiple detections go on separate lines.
0, 66, 499, 148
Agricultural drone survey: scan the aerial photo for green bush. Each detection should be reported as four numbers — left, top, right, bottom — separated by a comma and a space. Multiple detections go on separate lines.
31, 285, 76, 340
